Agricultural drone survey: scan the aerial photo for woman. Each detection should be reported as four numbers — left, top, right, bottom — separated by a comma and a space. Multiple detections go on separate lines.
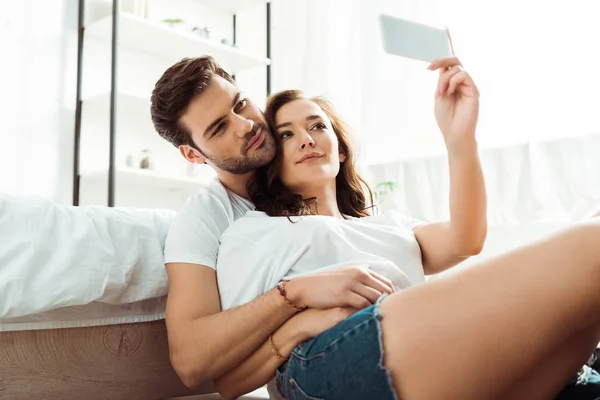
214, 57, 600, 400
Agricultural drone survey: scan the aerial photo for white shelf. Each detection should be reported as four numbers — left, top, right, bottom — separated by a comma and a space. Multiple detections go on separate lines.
83, 90, 150, 113
82, 168, 214, 192
86, 13, 270, 75
196, 0, 268, 14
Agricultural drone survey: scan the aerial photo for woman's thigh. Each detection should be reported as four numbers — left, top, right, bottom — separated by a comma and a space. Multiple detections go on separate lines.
380, 222, 600, 399
500, 323, 600, 400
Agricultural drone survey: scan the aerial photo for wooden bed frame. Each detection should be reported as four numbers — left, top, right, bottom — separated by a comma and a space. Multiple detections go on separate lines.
0, 320, 214, 400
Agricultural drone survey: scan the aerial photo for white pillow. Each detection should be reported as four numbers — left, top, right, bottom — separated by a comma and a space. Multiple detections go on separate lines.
0, 194, 176, 319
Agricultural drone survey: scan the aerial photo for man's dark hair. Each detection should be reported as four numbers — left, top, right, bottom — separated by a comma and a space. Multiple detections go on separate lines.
150, 56, 235, 148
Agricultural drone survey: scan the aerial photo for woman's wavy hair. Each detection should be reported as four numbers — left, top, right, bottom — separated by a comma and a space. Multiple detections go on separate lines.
248, 90, 373, 218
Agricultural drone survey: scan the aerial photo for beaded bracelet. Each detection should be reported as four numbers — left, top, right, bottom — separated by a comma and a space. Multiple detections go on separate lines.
277, 280, 306, 311
269, 334, 288, 361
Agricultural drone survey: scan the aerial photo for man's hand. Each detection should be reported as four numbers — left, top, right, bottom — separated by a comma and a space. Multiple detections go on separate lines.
285, 266, 394, 310
428, 56, 480, 149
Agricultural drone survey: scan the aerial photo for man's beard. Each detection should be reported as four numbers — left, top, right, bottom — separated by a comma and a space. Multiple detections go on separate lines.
203, 122, 276, 174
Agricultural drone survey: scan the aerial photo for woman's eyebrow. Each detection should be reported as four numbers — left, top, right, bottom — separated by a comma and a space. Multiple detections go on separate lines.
275, 115, 321, 130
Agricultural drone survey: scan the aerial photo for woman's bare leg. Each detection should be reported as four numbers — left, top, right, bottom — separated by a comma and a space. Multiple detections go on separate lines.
379, 220, 600, 400
501, 322, 600, 400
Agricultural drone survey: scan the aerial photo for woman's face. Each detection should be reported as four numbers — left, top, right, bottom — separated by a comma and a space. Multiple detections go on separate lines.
273, 99, 345, 193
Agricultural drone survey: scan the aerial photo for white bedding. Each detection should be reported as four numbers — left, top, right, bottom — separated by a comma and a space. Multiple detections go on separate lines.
0, 194, 175, 331
0, 298, 167, 331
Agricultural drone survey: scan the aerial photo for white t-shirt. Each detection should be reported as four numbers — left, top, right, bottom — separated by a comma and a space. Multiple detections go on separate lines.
164, 179, 287, 399
164, 178, 254, 268
216, 210, 424, 311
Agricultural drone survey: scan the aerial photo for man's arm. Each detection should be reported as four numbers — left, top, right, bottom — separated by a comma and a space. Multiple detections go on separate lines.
166, 262, 296, 387
214, 307, 356, 400
213, 312, 302, 399
163, 191, 300, 387
167, 263, 395, 388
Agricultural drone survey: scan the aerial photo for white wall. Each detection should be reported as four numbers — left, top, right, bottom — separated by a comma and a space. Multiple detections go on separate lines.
270, 0, 364, 134
0, 0, 78, 205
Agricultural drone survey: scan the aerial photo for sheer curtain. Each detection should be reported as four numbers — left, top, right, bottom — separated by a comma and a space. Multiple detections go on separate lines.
0, 0, 77, 204
272, 0, 600, 223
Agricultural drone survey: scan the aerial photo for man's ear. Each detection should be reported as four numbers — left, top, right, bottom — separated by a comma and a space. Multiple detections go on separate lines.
179, 144, 206, 164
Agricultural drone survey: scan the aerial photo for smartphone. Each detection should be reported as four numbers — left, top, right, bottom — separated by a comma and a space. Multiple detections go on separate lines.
379, 14, 453, 63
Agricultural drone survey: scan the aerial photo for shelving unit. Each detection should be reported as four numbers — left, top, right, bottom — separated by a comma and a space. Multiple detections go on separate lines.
73, 0, 271, 209
192, 0, 269, 15
82, 167, 214, 192
85, 13, 270, 75
82, 90, 149, 112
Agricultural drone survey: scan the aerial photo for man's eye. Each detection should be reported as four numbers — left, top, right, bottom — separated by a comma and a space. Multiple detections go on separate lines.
235, 99, 247, 111
213, 123, 225, 136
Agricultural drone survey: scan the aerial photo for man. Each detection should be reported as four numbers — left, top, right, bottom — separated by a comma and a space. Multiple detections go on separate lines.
150, 56, 395, 397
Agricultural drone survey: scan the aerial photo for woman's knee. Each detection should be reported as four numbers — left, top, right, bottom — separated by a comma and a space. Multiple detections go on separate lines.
569, 221, 600, 274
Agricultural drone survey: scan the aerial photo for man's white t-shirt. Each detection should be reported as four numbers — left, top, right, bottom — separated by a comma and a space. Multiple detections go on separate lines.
164, 179, 254, 268
216, 210, 424, 311
165, 179, 288, 399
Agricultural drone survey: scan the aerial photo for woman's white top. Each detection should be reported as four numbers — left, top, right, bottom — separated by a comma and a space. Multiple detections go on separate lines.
216, 210, 425, 310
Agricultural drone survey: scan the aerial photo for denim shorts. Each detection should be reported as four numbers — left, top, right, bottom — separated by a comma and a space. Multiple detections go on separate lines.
276, 295, 398, 400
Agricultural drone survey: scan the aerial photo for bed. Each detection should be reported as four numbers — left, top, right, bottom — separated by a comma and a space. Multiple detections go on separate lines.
0, 320, 214, 399
0, 195, 217, 399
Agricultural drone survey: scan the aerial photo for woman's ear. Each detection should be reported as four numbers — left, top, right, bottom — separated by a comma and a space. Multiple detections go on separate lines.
339, 151, 347, 163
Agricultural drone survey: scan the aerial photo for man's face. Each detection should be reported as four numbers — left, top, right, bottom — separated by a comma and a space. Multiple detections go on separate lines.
180, 75, 276, 174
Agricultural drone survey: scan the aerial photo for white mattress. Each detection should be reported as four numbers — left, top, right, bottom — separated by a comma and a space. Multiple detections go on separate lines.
0, 297, 167, 332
